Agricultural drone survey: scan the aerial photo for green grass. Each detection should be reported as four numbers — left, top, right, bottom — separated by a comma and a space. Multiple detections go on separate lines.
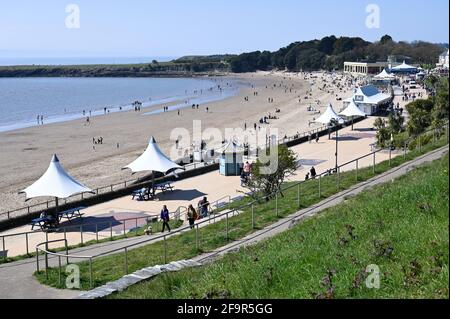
34, 133, 448, 290
110, 154, 449, 299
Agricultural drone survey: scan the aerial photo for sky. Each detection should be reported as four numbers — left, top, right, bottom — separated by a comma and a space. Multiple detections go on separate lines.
0, 0, 448, 58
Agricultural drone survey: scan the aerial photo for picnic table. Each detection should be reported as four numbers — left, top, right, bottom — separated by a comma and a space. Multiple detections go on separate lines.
132, 181, 175, 201
31, 216, 57, 230
56, 207, 85, 222
153, 181, 174, 193
31, 207, 85, 230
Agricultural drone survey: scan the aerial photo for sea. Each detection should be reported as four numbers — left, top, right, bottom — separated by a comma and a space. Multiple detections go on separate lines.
0, 77, 243, 133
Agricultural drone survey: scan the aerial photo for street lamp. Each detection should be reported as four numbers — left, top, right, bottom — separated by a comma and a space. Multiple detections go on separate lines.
330, 118, 339, 173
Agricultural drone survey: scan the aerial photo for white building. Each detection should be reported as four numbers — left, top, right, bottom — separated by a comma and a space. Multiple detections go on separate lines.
437, 49, 449, 69
343, 85, 392, 115
344, 62, 390, 76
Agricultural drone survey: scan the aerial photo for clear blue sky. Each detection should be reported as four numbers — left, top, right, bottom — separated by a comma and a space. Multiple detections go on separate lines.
1, 0, 448, 57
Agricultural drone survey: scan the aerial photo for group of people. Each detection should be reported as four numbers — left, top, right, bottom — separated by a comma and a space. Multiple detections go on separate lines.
36, 115, 44, 125
305, 166, 317, 180
153, 197, 211, 234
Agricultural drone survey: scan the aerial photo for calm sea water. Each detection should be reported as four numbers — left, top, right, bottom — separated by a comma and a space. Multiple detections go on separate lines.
0, 77, 241, 132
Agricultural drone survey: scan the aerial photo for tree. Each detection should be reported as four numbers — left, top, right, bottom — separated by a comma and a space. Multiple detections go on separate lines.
244, 145, 298, 201
388, 111, 404, 135
432, 77, 449, 128
374, 118, 390, 147
405, 99, 434, 136
380, 34, 393, 45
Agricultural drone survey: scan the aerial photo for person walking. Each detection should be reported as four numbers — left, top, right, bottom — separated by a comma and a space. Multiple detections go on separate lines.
160, 205, 171, 232
310, 166, 317, 179
198, 197, 210, 218
187, 204, 196, 229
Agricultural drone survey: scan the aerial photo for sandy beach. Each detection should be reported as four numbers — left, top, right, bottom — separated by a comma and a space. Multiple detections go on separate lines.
0, 71, 358, 215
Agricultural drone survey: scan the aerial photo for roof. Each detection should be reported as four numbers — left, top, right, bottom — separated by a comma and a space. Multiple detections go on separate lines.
374, 69, 396, 80
391, 61, 418, 71
339, 99, 366, 117
344, 85, 391, 105
216, 141, 245, 154
124, 137, 182, 173
21, 155, 92, 200
315, 104, 344, 125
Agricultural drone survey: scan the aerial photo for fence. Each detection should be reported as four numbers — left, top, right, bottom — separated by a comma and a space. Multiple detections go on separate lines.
33, 122, 449, 288
0, 160, 221, 223
0, 118, 363, 223
1, 193, 237, 261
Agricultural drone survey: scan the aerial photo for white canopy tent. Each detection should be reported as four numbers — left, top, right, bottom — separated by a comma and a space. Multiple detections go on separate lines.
339, 99, 366, 130
124, 137, 182, 196
21, 154, 92, 200
124, 137, 182, 173
340, 99, 366, 118
374, 69, 396, 80
20, 154, 92, 222
315, 104, 344, 125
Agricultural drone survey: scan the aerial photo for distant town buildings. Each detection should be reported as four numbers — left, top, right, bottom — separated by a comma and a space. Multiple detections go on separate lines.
437, 49, 449, 69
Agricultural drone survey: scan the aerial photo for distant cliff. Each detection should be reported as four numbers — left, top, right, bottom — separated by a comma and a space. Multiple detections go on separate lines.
0, 56, 233, 77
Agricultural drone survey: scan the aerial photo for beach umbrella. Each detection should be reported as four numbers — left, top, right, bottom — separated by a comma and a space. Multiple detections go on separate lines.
315, 103, 344, 125
339, 99, 366, 130
124, 137, 182, 195
20, 154, 93, 216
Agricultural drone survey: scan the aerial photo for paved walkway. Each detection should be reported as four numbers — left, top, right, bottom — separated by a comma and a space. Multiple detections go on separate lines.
0, 145, 446, 299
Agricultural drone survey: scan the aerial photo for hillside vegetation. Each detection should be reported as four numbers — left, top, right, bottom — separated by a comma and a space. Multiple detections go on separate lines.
110, 155, 449, 299
1, 35, 446, 77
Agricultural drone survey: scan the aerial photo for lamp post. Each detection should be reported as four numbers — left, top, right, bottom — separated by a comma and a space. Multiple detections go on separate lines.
330, 119, 339, 173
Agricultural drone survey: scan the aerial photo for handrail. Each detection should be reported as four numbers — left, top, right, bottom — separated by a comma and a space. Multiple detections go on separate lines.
32, 122, 449, 284
0, 119, 357, 221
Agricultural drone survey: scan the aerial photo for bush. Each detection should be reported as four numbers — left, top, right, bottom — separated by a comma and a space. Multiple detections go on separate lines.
408, 134, 433, 151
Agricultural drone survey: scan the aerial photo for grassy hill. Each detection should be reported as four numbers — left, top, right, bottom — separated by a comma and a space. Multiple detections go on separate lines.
109, 155, 449, 299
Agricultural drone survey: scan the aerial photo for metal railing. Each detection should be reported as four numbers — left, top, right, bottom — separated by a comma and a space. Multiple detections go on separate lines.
1, 194, 241, 261
33, 122, 449, 288
0, 120, 351, 222
0, 158, 219, 221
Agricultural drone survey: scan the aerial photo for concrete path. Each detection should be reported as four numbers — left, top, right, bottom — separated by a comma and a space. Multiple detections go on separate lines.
194, 145, 449, 264
0, 145, 447, 299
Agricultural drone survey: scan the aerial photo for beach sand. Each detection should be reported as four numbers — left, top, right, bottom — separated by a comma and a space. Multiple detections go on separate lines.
0, 71, 357, 216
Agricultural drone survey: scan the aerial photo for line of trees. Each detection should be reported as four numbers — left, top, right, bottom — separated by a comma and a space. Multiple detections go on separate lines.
229, 35, 447, 73
374, 76, 449, 149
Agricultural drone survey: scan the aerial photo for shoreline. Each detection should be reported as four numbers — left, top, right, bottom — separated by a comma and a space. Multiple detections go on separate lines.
0, 75, 243, 133
0, 71, 353, 213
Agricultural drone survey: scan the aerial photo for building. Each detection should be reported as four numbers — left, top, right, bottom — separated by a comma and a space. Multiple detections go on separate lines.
437, 49, 449, 69
343, 85, 392, 115
343, 62, 390, 76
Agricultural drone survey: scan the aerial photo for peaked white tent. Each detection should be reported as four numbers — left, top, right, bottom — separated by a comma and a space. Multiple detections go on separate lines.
124, 137, 182, 173
124, 137, 182, 197
315, 104, 344, 125
339, 99, 366, 118
339, 99, 366, 130
20, 154, 92, 200
374, 69, 396, 80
